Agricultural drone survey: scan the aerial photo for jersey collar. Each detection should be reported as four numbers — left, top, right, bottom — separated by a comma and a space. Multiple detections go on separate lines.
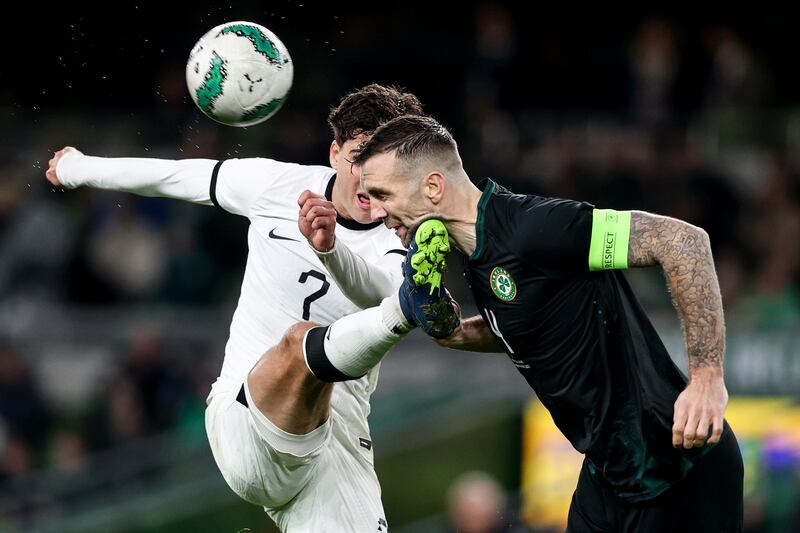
469, 178, 496, 261
325, 174, 383, 231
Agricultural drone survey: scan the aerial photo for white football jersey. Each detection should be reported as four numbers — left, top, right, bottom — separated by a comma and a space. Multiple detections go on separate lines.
209, 158, 405, 434
57, 152, 405, 530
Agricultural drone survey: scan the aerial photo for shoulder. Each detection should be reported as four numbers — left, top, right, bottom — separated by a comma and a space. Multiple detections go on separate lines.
222, 158, 334, 195
217, 158, 335, 215
513, 194, 594, 226
484, 185, 552, 232
223, 157, 332, 181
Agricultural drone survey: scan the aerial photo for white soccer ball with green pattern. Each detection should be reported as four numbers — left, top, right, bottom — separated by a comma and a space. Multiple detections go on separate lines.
186, 21, 293, 127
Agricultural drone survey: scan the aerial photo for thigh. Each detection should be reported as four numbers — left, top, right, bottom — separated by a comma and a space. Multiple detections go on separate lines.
205, 387, 328, 509
621, 423, 744, 533
269, 408, 387, 533
567, 460, 615, 533
247, 322, 334, 435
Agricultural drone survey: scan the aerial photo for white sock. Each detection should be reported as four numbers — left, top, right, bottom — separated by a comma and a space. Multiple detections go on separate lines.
321, 294, 412, 378
381, 290, 414, 334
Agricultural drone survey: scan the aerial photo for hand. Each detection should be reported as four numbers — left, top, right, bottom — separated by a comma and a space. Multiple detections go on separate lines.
434, 323, 468, 349
672, 367, 728, 449
298, 190, 337, 252
433, 289, 462, 347
434, 330, 460, 349
46, 146, 81, 187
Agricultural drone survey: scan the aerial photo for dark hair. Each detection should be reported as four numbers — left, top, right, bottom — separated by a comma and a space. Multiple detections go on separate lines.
327, 84, 424, 146
352, 115, 457, 167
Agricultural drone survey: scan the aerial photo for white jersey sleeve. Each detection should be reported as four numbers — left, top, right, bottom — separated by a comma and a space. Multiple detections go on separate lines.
212, 158, 309, 217
57, 151, 217, 205
312, 239, 405, 309
56, 153, 305, 219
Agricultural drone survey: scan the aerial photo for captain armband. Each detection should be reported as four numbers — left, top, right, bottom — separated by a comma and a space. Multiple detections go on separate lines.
588, 209, 631, 271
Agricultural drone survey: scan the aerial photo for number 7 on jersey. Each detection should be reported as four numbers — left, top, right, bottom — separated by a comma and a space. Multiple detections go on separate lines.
298, 270, 330, 320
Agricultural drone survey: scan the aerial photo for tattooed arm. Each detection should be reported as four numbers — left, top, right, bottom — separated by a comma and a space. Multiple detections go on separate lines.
628, 211, 728, 449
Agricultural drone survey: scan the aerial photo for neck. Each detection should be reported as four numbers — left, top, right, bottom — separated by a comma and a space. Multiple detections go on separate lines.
329, 175, 351, 220
442, 180, 483, 256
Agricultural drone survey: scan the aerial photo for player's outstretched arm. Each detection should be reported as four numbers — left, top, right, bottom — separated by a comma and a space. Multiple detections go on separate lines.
627, 211, 728, 449
435, 314, 505, 353
46, 146, 218, 206
298, 190, 403, 309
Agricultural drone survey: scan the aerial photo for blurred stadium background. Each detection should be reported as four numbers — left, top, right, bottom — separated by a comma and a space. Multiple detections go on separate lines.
1, 2, 800, 531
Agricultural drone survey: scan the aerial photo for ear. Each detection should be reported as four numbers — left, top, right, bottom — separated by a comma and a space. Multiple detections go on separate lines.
329, 140, 340, 169
423, 172, 446, 205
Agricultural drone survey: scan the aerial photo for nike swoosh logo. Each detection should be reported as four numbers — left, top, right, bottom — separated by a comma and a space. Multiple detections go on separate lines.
268, 228, 300, 242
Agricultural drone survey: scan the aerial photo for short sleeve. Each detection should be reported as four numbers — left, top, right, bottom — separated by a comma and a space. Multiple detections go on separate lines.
515, 199, 632, 273
514, 198, 595, 273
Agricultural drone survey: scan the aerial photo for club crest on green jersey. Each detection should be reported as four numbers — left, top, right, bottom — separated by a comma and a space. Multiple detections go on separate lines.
490, 267, 516, 301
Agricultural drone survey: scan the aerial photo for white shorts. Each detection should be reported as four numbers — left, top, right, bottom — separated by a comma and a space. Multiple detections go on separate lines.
205, 381, 387, 532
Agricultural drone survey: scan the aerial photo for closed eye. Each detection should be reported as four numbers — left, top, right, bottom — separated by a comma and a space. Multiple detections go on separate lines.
366, 187, 391, 202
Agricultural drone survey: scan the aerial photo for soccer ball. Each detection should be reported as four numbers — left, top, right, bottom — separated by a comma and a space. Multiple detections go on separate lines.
186, 21, 293, 127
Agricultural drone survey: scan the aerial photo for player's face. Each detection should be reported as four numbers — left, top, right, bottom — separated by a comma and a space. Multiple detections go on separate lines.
360, 151, 430, 246
329, 134, 373, 224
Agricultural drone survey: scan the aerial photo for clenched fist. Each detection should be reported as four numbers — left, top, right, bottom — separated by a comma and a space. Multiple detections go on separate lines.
46, 146, 81, 187
298, 190, 338, 252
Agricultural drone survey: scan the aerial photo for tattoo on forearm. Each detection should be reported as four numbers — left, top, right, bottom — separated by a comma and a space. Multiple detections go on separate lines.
628, 211, 725, 372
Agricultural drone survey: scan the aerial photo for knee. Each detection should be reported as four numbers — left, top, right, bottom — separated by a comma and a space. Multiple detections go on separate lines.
248, 321, 321, 384
282, 321, 318, 348
279, 321, 319, 365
